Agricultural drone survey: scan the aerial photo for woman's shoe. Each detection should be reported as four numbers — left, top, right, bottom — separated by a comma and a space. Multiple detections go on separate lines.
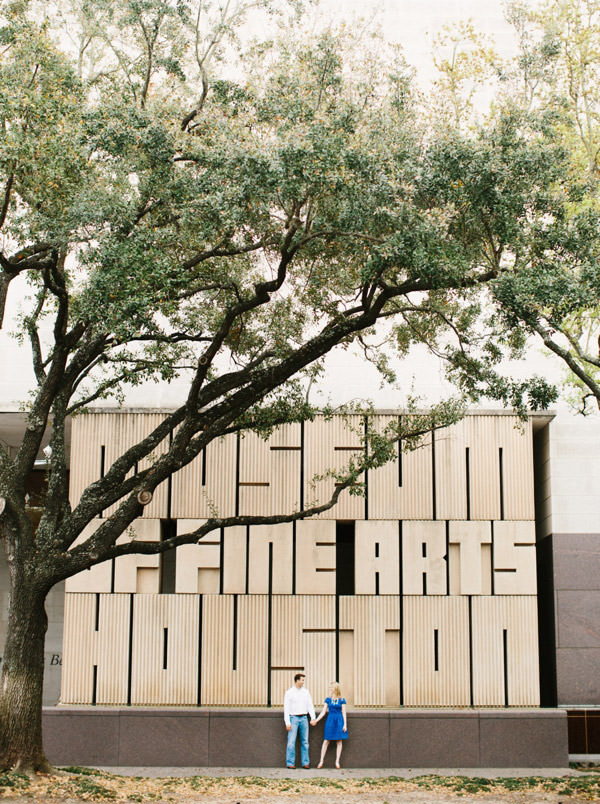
335, 762, 340, 769
317, 762, 323, 769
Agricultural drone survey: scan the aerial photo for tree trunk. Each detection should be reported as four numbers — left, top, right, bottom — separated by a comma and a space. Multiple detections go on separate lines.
0, 566, 52, 772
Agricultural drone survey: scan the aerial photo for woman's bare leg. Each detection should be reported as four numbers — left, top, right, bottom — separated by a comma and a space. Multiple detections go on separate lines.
317, 740, 329, 768
335, 740, 343, 768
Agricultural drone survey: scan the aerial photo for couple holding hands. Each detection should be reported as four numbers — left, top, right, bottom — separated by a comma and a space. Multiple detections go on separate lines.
283, 673, 348, 769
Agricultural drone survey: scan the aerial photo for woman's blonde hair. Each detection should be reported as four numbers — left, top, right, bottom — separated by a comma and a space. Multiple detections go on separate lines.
330, 682, 342, 699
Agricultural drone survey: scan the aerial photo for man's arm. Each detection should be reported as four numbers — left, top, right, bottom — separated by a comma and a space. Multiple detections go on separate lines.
283, 689, 292, 728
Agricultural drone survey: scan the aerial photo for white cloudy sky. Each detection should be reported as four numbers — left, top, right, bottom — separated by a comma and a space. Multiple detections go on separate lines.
0, 0, 565, 411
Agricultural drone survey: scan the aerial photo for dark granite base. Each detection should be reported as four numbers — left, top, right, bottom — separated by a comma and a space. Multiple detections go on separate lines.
42, 707, 568, 768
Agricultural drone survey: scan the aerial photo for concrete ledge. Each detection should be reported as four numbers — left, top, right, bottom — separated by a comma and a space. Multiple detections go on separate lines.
42, 707, 568, 768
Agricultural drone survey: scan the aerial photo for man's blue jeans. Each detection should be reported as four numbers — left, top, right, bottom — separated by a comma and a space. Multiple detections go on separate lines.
286, 714, 309, 767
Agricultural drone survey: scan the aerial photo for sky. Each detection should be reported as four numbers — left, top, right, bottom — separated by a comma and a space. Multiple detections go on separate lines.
0, 0, 565, 412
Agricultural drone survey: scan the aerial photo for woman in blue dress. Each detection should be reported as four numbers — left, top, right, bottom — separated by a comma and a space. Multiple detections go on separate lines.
314, 682, 348, 768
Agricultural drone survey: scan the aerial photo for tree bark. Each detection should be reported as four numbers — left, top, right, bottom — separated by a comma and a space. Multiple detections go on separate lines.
0, 557, 52, 772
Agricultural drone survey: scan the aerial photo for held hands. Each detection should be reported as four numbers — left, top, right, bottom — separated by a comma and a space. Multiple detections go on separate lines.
310, 719, 317, 727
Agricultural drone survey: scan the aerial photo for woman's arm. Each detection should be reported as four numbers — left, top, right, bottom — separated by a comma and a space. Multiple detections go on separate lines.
314, 702, 328, 723
342, 703, 347, 732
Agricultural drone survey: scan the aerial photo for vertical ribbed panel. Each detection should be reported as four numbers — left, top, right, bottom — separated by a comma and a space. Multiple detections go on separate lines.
435, 419, 467, 520
403, 597, 470, 706
466, 415, 501, 520
61, 594, 129, 705
339, 596, 400, 705
248, 524, 294, 594
368, 415, 433, 519
472, 596, 539, 706
302, 595, 336, 629
305, 415, 364, 520
303, 630, 336, 707
69, 413, 169, 518
65, 520, 112, 592
201, 596, 233, 704
268, 423, 302, 516
201, 595, 268, 705
61, 593, 96, 703
131, 595, 199, 705
495, 416, 535, 519
238, 426, 301, 516
272, 596, 303, 666
96, 595, 130, 704
270, 671, 298, 708
236, 596, 269, 703
239, 431, 271, 516
171, 433, 236, 519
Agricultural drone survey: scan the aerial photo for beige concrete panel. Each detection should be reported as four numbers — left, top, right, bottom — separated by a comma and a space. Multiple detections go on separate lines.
339, 596, 399, 706
201, 595, 268, 705
222, 526, 247, 593
448, 521, 492, 595
95, 595, 131, 704
302, 595, 336, 629
495, 416, 535, 520
368, 415, 434, 520
480, 543, 492, 596
339, 630, 354, 706
171, 434, 236, 519
97, 413, 169, 519
61, 594, 129, 705
237, 431, 269, 516
248, 524, 293, 594
269, 423, 302, 515
493, 521, 537, 595
235, 596, 269, 703
130, 595, 199, 705
295, 521, 336, 595
465, 416, 501, 520
448, 543, 461, 595
402, 521, 447, 595
201, 595, 233, 704
355, 520, 400, 594
403, 596, 470, 706
304, 415, 365, 520
113, 520, 161, 593
60, 593, 96, 703
471, 596, 540, 706
238, 425, 302, 516
303, 630, 336, 707
65, 520, 112, 593
69, 414, 106, 506
175, 520, 221, 593
271, 670, 301, 708
385, 629, 401, 707
435, 419, 467, 520
272, 596, 303, 667
114, 555, 160, 594
136, 568, 159, 593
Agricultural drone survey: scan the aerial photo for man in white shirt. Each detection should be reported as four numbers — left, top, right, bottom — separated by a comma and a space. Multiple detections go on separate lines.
283, 672, 316, 768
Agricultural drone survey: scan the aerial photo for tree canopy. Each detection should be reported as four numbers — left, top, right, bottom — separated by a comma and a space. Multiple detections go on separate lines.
0, 0, 569, 771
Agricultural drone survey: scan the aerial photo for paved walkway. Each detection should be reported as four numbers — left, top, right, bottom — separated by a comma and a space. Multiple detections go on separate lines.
93, 766, 588, 778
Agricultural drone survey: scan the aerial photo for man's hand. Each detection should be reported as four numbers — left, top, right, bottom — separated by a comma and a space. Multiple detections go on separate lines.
310, 720, 317, 727
286, 725, 291, 731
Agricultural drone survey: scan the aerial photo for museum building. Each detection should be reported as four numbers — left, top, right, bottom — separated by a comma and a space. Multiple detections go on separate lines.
2, 408, 599, 767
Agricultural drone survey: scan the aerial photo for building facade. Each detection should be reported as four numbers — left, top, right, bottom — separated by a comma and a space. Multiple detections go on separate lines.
2, 407, 598, 766
60, 411, 540, 711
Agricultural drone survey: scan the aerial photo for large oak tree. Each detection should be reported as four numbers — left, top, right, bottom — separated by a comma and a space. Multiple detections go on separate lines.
0, 0, 558, 771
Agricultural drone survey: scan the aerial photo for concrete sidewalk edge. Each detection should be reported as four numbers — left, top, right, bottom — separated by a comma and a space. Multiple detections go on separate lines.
90, 766, 591, 779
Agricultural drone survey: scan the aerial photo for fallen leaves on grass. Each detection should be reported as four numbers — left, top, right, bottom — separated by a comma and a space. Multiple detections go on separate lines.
0, 767, 599, 802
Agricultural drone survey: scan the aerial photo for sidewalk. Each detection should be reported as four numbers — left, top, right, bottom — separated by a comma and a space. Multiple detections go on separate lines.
93, 766, 589, 778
